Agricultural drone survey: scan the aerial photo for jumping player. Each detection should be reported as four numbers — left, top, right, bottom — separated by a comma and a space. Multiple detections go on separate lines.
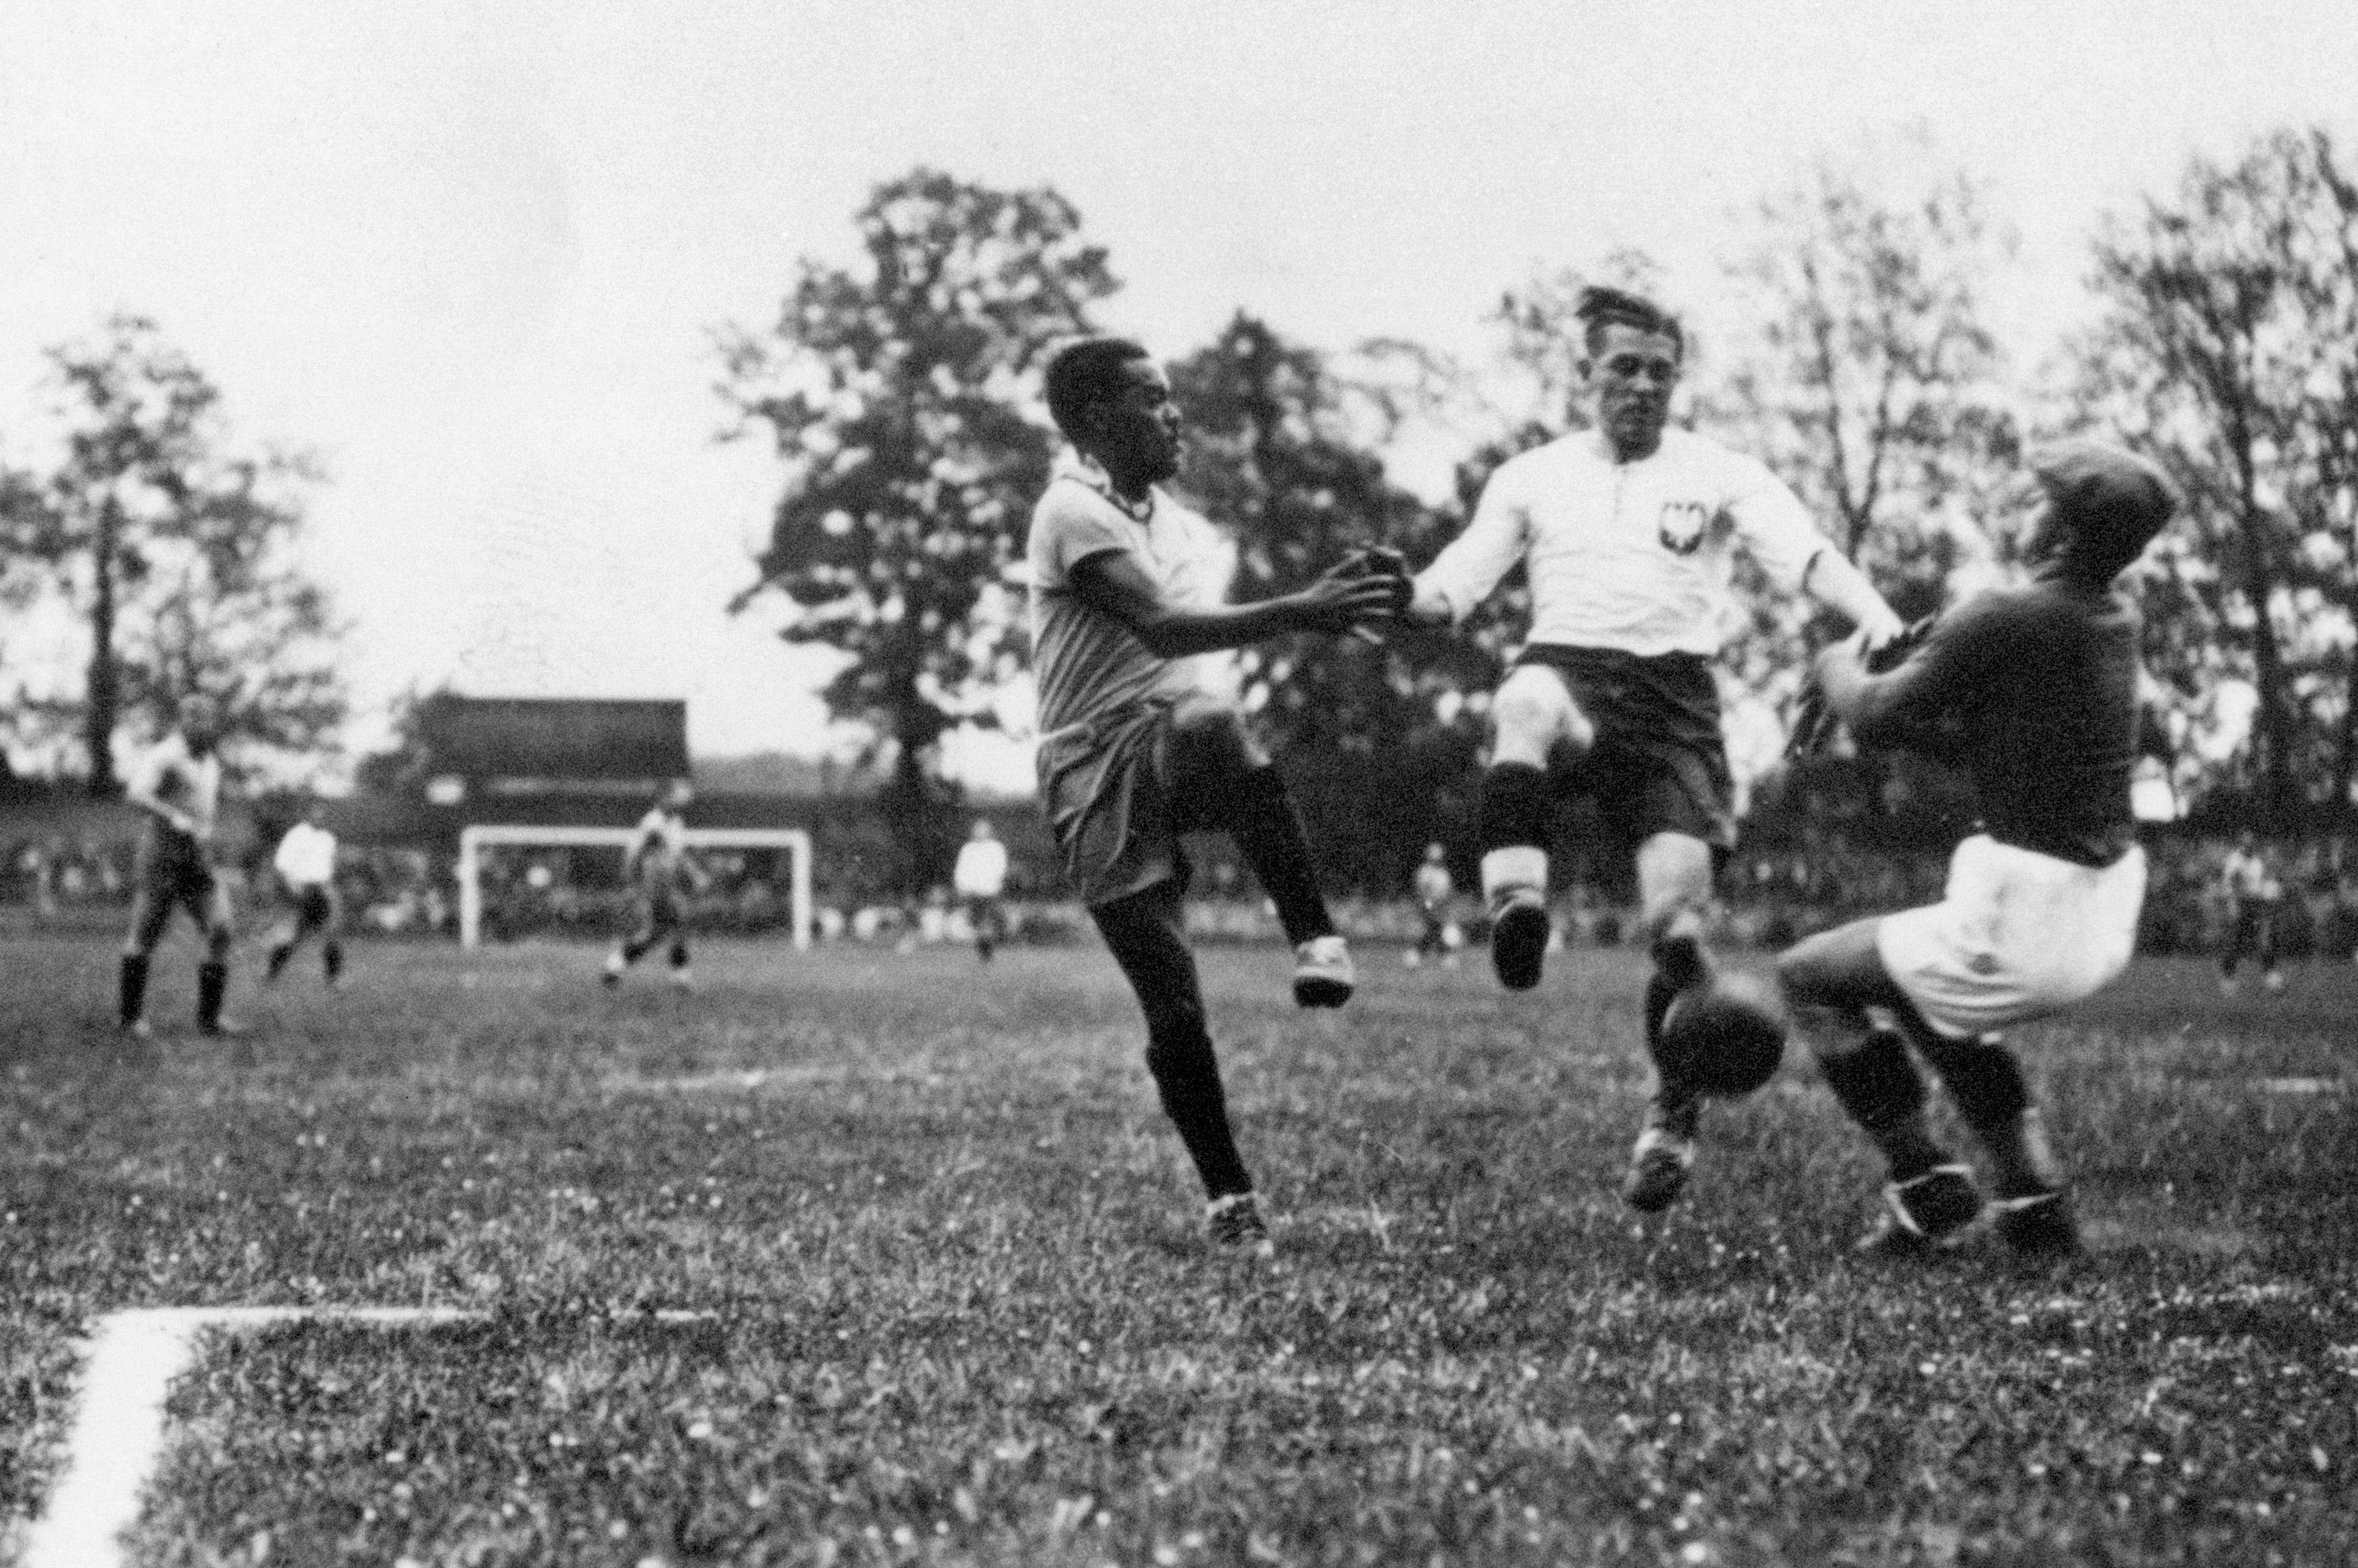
1404, 286, 1904, 1212
2216, 831, 2285, 994
263, 805, 343, 988
603, 779, 708, 989
1028, 335, 1404, 1255
1775, 443, 2177, 1259
119, 693, 242, 1038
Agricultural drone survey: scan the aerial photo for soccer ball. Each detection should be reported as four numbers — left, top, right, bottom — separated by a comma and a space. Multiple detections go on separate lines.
1657, 971, 1789, 1098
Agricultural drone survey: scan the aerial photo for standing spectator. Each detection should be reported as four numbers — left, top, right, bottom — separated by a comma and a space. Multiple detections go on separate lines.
263, 805, 344, 988
952, 818, 1011, 963
1407, 843, 1457, 968
2218, 830, 2285, 994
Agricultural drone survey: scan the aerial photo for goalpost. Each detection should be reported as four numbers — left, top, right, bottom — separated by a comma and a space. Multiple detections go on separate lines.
455, 825, 813, 952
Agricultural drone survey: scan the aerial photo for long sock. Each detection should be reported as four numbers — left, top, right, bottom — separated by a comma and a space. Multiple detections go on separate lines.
1225, 767, 1334, 944
1818, 1028, 1946, 1181
118, 952, 150, 1026
1915, 1032, 2053, 1196
1092, 890, 1255, 1201
266, 942, 293, 980
323, 941, 343, 982
196, 960, 228, 1031
1476, 763, 1552, 902
1145, 1028, 1253, 1199
1643, 930, 1710, 1113
668, 940, 689, 970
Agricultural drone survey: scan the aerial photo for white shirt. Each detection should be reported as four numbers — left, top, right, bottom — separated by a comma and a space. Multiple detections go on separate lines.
130, 732, 222, 842
1026, 452, 1225, 735
954, 837, 1010, 898
1416, 427, 1831, 657
2221, 848, 2282, 903
274, 823, 338, 887
630, 807, 691, 888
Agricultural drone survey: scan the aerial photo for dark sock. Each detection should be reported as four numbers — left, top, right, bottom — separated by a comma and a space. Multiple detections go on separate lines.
119, 952, 150, 1026
323, 941, 343, 982
622, 933, 654, 965
1913, 1032, 2029, 1130
1820, 1029, 1945, 1181
669, 940, 689, 970
1477, 762, 1552, 857
1145, 1028, 1253, 1200
1226, 767, 1334, 944
266, 944, 292, 980
196, 960, 228, 1031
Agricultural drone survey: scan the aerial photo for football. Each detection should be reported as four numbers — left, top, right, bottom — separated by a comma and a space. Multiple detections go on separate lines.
1657, 970, 1790, 1098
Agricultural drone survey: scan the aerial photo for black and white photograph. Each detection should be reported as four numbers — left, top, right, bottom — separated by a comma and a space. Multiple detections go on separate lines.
3, 2, 2357, 1562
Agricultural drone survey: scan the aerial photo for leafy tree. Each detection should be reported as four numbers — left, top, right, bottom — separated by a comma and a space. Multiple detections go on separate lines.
1706, 148, 2021, 749
719, 170, 1117, 893
1167, 314, 1480, 890
2072, 128, 2358, 827
0, 316, 345, 790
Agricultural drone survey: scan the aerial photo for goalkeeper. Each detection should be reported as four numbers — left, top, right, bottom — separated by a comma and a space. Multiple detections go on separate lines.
1774, 443, 2178, 1260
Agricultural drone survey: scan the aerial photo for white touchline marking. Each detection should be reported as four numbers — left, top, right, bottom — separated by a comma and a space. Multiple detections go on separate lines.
24, 1307, 476, 1568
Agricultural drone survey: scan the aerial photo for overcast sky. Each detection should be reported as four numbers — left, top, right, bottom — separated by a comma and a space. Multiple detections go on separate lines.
3, 1, 2353, 788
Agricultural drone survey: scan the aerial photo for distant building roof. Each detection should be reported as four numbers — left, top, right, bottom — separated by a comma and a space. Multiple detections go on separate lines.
418, 697, 689, 785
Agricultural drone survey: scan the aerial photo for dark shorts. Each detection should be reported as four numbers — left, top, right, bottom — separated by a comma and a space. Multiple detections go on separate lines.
1036, 700, 1220, 908
633, 886, 684, 933
136, 823, 218, 917
288, 884, 335, 928
1518, 644, 1736, 853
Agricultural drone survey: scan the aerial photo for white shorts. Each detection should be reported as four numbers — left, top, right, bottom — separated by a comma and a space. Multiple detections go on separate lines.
1876, 834, 2146, 1040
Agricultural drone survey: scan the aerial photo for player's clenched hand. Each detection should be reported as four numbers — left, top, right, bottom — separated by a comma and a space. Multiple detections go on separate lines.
1854, 604, 1909, 655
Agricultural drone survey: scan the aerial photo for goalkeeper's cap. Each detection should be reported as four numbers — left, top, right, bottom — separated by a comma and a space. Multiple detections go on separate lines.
2031, 442, 2180, 579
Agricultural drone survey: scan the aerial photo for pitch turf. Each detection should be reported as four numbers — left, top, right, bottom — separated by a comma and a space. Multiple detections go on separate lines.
3, 933, 2356, 1565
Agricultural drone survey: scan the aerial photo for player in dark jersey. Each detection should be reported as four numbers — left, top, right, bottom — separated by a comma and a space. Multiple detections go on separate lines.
1776, 442, 2178, 1261
120, 693, 242, 1038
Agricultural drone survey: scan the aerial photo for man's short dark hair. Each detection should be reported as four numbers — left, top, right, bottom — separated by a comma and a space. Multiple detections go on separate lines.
1044, 337, 1152, 443
2033, 442, 2180, 579
1576, 286, 1684, 361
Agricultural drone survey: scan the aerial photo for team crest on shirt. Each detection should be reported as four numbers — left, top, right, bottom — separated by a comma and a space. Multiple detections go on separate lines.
1657, 501, 1710, 556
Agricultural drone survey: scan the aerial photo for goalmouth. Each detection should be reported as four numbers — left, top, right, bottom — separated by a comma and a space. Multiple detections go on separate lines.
455, 825, 813, 952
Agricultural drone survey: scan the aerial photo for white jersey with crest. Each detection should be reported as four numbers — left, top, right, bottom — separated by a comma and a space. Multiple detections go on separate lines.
130, 731, 224, 843
1416, 427, 1832, 657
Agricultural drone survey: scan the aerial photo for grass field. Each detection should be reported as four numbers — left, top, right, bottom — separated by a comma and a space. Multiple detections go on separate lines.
1, 930, 2355, 1566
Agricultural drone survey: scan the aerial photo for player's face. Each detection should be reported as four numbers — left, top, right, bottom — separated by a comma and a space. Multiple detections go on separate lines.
1091, 360, 1182, 486
1583, 324, 1682, 459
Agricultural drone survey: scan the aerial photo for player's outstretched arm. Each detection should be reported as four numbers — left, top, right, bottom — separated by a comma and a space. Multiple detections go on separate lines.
1801, 549, 1907, 650
1070, 548, 1406, 658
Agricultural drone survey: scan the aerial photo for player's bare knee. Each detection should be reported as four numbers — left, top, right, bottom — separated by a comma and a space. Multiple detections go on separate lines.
1489, 668, 1585, 768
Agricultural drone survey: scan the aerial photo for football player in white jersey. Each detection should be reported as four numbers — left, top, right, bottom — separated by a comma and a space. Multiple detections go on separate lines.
604, 779, 709, 988
952, 817, 1012, 962
1405, 286, 1905, 1214
120, 693, 242, 1037
263, 804, 343, 988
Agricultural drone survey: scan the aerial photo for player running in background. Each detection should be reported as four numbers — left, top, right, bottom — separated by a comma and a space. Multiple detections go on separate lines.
1406, 842, 1457, 968
1776, 443, 2177, 1259
953, 817, 1011, 962
119, 693, 242, 1038
603, 779, 709, 990
1404, 286, 1904, 1213
1028, 335, 1404, 1256
263, 804, 344, 988
2216, 831, 2285, 994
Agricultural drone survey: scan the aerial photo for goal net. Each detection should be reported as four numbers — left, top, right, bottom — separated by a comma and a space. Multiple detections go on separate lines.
455, 824, 813, 951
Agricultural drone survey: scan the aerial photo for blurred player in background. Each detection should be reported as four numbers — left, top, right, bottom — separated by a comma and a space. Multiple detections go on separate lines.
1776, 443, 2177, 1260
119, 693, 242, 1038
263, 803, 343, 988
1406, 842, 1457, 968
2216, 831, 2285, 994
953, 817, 1010, 962
1029, 335, 1405, 1256
1404, 286, 1904, 1214
603, 779, 709, 990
